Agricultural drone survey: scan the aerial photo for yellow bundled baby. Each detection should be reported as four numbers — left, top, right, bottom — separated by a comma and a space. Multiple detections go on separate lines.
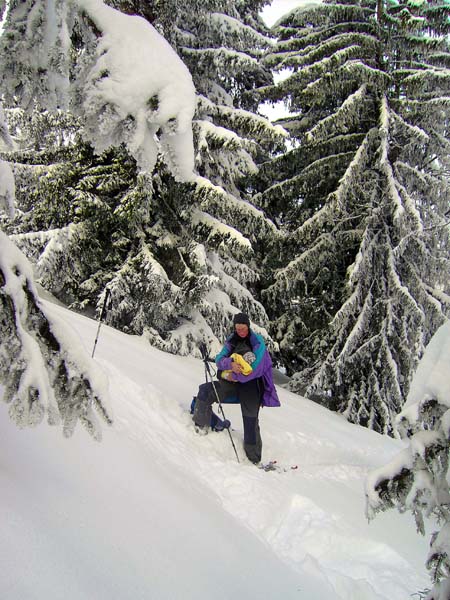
221, 352, 256, 381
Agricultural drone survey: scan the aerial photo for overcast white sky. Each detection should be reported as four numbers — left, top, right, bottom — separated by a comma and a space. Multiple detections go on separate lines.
261, 0, 321, 27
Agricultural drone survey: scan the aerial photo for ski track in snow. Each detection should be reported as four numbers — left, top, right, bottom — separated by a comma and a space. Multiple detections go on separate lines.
2, 299, 432, 599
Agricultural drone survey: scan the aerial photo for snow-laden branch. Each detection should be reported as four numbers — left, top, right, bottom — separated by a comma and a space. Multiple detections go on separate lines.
306, 84, 368, 143
0, 231, 112, 438
196, 94, 287, 147
183, 46, 260, 69
78, 0, 196, 180
301, 60, 391, 103
378, 97, 406, 224
0, 94, 112, 438
366, 321, 450, 596
280, 45, 366, 91
0, 103, 15, 217
0, 160, 15, 218
193, 175, 279, 240
208, 13, 273, 51
191, 208, 252, 252
276, 32, 378, 72
402, 68, 450, 95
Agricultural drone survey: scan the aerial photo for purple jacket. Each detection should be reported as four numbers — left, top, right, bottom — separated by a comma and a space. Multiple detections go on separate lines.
215, 331, 281, 407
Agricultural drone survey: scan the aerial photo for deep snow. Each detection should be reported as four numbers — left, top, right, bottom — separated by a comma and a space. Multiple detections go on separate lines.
1, 298, 432, 599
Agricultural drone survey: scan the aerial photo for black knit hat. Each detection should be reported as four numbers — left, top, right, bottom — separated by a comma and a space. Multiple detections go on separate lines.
233, 312, 250, 327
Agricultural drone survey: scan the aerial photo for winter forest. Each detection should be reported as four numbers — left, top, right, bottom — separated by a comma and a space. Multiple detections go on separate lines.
0, 0, 449, 596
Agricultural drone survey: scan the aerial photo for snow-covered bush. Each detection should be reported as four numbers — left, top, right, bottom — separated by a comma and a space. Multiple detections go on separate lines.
366, 320, 450, 598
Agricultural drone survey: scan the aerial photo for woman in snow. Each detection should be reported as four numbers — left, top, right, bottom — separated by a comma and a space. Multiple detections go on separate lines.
192, 313, 280, 464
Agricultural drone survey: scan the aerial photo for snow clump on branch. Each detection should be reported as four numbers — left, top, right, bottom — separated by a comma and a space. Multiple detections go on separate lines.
78, 0, 197, 181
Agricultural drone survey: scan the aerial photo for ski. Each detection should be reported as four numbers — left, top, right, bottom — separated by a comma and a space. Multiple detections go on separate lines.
258, 460, 298, 473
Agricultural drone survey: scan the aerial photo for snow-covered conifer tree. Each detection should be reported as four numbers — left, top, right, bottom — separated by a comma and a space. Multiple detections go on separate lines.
0, 106, 112, 438
258, 0, 450, 432
2, 0, 284, 356
106, 0, 286, 352
256, 1, 386, 380
366, 321, 450, 598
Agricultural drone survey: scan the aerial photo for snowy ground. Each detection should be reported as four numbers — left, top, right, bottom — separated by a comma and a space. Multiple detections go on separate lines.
1, 299, 432, 599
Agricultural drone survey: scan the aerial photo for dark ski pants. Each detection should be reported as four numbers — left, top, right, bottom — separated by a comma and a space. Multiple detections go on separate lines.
193, 378, 262, 463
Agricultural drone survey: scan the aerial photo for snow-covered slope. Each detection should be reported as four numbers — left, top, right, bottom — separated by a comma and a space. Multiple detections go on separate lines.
0, 299, 431, 599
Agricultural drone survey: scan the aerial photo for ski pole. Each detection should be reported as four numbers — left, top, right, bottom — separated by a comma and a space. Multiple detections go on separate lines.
199, 343, 240, 463
92, 288, 111, 358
